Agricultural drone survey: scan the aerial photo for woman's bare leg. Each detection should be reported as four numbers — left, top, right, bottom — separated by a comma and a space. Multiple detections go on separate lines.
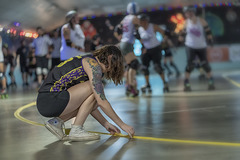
0, 63, 6, 89
59, 81, 97, 126
124, 52, 137, 86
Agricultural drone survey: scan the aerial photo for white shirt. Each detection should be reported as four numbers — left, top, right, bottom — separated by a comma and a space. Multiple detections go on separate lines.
60, 24, 85, 61
138, 23, 160, 49
32, 35, 53, 56
185, 18, 207, 49
121, 15, 136, 44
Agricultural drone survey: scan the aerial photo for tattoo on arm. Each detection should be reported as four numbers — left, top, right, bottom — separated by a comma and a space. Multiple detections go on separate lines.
86, 58, 106, 100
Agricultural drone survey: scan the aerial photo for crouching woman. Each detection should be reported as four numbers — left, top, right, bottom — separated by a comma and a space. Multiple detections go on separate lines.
37, 45, 135, 141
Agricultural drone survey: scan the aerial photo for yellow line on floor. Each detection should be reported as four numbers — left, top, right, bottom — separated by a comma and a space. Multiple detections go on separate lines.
223, 76, 240, 88
14, 102, 44, 127
14, 102, 240, 147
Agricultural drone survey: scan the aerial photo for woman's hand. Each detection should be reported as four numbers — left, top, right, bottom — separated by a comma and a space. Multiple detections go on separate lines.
120, 123, 135, 138
104, 122, 121, 135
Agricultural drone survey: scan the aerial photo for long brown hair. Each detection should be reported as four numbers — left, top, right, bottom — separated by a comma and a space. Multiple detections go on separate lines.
93, 45, 124, 85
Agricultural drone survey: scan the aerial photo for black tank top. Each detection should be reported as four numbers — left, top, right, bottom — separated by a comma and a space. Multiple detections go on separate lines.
38, 54, 96, 93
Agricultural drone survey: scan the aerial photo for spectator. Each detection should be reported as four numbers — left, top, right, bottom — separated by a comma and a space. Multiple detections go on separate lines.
32, 26, 53, 88
16, 39, 30, 86
51, 29, 61, 69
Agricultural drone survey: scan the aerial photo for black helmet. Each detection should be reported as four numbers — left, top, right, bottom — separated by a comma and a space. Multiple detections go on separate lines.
183, 6, 196, 13
137, 14, 150, 21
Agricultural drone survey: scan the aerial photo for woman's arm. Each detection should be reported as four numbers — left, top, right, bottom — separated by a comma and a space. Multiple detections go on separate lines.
200, 18, 213, 43
83, 57, 135, 137
91, 109, 121, 135
63, 26, 83, 51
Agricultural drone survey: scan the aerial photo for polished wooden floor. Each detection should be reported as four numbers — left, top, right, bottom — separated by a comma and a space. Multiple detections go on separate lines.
1, 70, 240, 160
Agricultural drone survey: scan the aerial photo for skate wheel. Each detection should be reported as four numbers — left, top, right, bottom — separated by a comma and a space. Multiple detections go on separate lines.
1, 94, 7, 99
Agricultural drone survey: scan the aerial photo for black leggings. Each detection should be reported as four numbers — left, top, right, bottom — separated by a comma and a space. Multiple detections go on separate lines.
141, 46, 163, 75
185, 47, 211, 73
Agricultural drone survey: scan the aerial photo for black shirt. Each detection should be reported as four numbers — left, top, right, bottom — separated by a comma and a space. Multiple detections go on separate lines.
39, 54, 96, 93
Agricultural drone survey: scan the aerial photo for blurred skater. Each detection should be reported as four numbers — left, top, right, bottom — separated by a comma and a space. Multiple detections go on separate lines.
179, 6, 215, 91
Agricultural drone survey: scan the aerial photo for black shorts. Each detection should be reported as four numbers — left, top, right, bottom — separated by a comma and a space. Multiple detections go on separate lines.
186, 47, 208, 64
20, 63, 29, 73
37, 90, 70, 117
141, 45, 162, 68
36, 56, 48, 69
4, 55, 15, 67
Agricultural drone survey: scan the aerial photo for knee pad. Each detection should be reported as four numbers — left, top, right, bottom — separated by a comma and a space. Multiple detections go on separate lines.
141, 65, 149, 75
8, 72, 13, 76
201, 61, 211, 73
42, 68, 48, 76
36, 67, 42, 75
170, 62, 175, 66
129, 59, 140, 70
185, 63, 195, 73
0, 72, 5, 80
154, 64, 164, 75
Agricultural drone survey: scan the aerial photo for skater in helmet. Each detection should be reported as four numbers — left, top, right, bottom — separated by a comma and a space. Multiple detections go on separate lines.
179, 6, 215, 91
137, 14, 170, 93
119, 2, 141, 97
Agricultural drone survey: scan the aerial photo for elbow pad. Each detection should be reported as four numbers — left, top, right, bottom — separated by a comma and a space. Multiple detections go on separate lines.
204, 25, 212, 36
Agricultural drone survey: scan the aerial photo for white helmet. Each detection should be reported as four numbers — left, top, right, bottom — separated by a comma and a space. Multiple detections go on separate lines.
127, 2, 140, 15
183, 6, 196, 13
65, 10, 77, 21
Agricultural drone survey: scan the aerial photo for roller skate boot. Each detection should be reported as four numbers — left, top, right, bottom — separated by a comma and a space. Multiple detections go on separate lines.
11, 82, 17, 87
208, 78, 215, 90
163, 82, 169, 93
184, 79, 191, 92
0, 88, 8, 99
125, 86, 130, 96
141, 84, 152, 94
126, 85, 139, 97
